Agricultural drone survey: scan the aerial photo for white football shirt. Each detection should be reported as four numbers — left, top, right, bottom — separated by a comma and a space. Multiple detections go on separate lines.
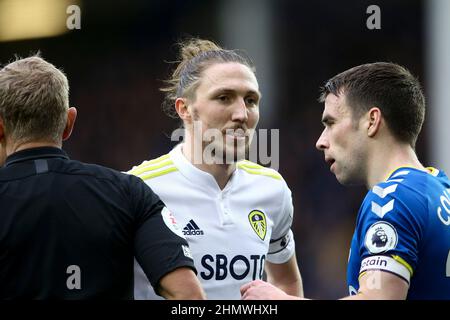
129, 144, 296, 299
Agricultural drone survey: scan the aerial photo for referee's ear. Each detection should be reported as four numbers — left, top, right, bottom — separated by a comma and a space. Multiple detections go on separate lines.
62, 107, 77, 141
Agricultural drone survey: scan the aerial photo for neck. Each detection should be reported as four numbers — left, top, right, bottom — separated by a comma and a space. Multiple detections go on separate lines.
7, 140, 61, 157
182, 139, 236, 190
366, 141, 425, 188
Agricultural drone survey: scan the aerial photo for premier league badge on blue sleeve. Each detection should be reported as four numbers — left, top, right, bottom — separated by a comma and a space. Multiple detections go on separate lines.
364, 221, 398, 254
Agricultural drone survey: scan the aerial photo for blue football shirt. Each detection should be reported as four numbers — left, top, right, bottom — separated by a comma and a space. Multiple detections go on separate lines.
347, 167, 450, 299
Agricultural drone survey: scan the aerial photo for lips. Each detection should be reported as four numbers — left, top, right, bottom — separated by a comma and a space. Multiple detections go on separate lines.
223, 128, 248, 139
325, 157, 335, 171
325, 157, 335, 166
226, 132, 246, 138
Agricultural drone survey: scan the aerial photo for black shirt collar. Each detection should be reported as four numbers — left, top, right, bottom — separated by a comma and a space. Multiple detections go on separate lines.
4, 147, 69, 167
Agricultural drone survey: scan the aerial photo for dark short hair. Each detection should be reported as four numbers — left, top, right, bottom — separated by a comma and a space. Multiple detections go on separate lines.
319, 62, 425, 147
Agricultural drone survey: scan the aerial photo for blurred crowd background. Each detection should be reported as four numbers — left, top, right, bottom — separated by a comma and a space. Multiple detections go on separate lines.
1, 0, 449, 298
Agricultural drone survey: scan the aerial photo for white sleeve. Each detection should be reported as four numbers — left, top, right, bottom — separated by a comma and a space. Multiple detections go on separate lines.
267, 181, 296, 264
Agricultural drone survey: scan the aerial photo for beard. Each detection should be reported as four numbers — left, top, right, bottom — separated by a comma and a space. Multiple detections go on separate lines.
202, 135, 250, 165
334, 155, 367, 186
191, 109, 252, 164
223, 135, 250, 163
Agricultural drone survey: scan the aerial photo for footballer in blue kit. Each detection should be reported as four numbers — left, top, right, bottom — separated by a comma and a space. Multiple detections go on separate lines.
241, 62, 450, 300
347, 167, 450, 299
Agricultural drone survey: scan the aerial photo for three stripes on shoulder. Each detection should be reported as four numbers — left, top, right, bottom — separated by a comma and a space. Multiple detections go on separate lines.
128, 154, 177, 180
237, 160, 281, 180
128, 156, 282, 181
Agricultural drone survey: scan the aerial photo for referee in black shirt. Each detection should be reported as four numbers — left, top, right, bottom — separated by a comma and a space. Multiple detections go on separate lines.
0, 56, 205, 299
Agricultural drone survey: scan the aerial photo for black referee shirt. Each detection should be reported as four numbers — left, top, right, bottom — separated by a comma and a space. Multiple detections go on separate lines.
0, 147, 195, 299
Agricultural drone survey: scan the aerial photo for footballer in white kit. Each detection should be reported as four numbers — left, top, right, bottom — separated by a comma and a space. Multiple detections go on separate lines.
129, 144, 296, 299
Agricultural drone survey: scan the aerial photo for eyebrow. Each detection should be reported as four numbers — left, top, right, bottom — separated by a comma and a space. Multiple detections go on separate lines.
210, 88, 262, 98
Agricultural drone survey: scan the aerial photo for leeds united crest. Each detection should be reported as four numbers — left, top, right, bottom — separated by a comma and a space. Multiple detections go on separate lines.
248, 210, 267, 241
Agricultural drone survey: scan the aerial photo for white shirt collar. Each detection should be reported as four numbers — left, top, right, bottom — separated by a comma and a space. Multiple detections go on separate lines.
169, 143, 237, 194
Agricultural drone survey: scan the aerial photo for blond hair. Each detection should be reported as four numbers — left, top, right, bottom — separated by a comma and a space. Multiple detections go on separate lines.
0, 55, 69, 144
161, 38, 256, 118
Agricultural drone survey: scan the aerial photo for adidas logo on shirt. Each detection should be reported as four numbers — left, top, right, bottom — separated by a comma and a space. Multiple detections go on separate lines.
183, 219, 204, 236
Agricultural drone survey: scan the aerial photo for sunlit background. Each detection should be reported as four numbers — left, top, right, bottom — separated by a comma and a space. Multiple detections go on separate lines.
1, 0, 449, 299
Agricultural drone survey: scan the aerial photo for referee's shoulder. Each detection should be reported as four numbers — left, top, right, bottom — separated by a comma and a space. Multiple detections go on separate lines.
62, 158, 137, 186
236, 159, 284, 182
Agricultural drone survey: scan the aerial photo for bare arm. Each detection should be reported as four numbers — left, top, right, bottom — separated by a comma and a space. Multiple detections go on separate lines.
241, 270, 408, 300
157, 267, 206, 300
265, 253, 304, 297
341, 270, 408, 300
241, 280, 303, 300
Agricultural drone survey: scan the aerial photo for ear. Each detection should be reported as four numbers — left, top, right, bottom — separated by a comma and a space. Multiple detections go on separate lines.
175, 98, 192, 124
62, 107, 77, 141
366, 107, 382, 138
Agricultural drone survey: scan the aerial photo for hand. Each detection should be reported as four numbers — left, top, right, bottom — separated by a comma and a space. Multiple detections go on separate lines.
240, 279, 295, 300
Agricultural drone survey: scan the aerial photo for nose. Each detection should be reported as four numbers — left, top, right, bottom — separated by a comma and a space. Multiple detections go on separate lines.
316, 130, 329, 151
231, 98, 248, 123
